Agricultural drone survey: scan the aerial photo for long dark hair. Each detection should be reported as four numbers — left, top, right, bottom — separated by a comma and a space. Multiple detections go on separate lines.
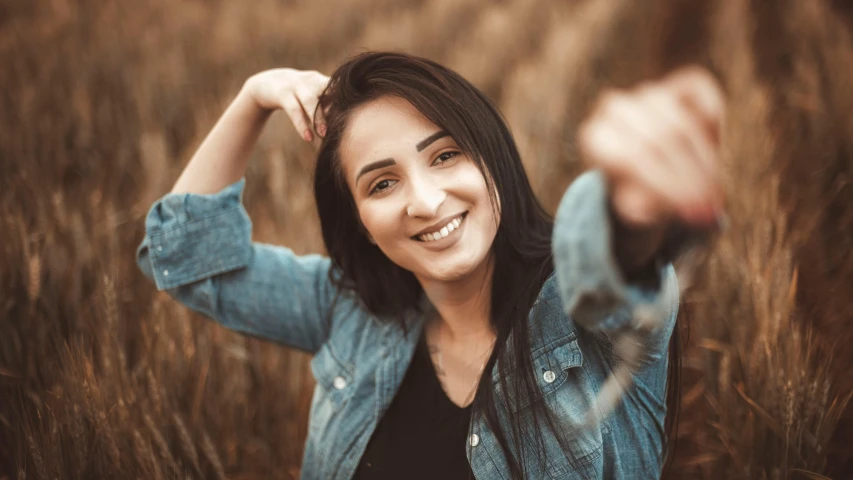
313, 51, 680, 478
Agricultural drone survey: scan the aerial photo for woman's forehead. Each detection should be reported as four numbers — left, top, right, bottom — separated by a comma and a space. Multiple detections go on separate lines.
340, 97, 443, 175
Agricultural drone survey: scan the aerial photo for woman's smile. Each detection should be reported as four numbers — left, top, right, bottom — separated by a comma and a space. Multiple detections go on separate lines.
412, 212, 468, 250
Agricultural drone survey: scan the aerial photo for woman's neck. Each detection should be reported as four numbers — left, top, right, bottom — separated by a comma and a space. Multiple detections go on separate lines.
417, 258, 494, 342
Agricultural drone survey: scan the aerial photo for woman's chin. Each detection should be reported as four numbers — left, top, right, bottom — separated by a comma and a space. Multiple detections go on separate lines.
417, 255, 489, 284
391, 238, 495, 284
425, 267, 471, 283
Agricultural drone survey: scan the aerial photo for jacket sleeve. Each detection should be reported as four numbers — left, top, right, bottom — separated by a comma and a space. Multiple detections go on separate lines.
551, 170, 680, 367
135, 178, 337, 354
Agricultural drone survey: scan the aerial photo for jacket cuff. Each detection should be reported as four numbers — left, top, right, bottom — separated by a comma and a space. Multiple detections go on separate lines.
552, 170, 676, 333
137, 179, 252, 290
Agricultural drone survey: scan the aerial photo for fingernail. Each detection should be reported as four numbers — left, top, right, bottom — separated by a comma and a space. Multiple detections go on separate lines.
680, 202, 715, 227
304, 129, 313, 142
700, 203, 725, 228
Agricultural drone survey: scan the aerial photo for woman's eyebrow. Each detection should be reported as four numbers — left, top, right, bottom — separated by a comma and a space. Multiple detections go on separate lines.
355, 131, 450, 186
355, 158, 395, 186
416, 130, 449, 152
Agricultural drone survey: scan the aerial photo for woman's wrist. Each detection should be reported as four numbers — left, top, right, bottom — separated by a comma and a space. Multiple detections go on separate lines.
237, 79, 273, 118
608, 201, 669, 285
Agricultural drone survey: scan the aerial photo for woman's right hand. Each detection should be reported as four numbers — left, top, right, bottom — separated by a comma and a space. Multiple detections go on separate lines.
243, 68, 330, 142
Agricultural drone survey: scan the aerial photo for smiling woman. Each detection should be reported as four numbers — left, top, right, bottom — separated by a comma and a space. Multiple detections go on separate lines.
137, 52, 725, 479
341, 97, 498, 284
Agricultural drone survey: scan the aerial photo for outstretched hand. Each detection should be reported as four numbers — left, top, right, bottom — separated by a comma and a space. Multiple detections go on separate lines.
579, 66, 726, 229
244, 68, 330, 142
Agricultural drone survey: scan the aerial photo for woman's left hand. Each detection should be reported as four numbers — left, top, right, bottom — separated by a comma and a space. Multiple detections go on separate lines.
578, 66, 726, 229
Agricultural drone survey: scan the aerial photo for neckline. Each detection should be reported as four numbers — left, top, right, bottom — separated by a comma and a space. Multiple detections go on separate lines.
418, 333, 474, 411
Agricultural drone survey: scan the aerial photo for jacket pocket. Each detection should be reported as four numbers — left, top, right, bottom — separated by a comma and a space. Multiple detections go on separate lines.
311, 343, 354, 405
539, 339, 609, 479
494, 336, 584, 412
494, 336, 608, 479
308, 343, 354, 437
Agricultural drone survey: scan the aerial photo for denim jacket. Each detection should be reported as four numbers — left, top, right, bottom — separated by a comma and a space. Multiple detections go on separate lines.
136, 170, 679, 479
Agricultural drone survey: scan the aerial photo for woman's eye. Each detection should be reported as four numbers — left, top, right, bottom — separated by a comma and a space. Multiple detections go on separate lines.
369, 179, 396, 196
433, 151, 460, 165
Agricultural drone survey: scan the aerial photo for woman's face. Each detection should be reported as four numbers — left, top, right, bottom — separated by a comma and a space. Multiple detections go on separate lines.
340, 95, 499, 283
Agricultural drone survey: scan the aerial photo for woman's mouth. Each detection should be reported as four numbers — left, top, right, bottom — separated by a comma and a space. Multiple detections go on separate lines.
414, 212, 468, 242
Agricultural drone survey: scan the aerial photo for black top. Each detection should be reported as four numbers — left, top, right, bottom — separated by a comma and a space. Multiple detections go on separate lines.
353, 333, 475, 480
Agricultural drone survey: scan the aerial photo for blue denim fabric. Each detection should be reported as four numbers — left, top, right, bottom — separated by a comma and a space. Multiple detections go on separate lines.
136, 170, 679, 479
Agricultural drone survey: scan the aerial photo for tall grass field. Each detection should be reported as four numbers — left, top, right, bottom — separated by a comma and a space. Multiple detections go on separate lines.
2, 0, 853, 478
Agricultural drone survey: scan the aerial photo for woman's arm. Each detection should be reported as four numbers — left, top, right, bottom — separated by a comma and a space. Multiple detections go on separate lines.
553, 68, 724, 424
136, 69, 340, 355
171, 68, 329, 195
556, 66, 725, 349
553, 171, 680, 348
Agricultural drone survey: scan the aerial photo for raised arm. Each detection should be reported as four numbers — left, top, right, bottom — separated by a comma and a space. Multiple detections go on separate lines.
137, 69, 341, 355
172, 68, 329, 194
554, 66, 726, 361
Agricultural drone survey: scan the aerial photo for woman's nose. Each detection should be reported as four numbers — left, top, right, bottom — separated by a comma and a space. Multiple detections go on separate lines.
406, 177, 446, 218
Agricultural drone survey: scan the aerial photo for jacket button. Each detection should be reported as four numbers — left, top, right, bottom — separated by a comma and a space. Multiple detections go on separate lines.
469, 434, 480, 447
163, 270, 169, 277
333, 376, 347, 390
543, 370, 556, 383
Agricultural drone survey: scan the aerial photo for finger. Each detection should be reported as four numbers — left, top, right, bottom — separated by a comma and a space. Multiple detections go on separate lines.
635, 86, 721, 194
597, 92, 718, 211
580, 119, 680, 204
280, 91, 313, 142
598, 92, 688, 169
617, 156, 718, 226
580, 119, 718, 225
314, 105, 327, 138
295, 84, 323, 138
665, 67, 725, 142
311, 73, 331, 137
611, 181, 667, 226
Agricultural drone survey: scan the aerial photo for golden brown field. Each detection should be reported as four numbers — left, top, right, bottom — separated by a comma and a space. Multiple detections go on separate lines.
2, 0, 853, 478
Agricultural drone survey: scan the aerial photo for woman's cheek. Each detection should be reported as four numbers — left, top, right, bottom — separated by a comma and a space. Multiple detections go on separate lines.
361, 208, 402, 251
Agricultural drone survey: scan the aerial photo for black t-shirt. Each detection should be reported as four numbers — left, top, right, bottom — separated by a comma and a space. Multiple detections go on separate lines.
353, 333, 475, 480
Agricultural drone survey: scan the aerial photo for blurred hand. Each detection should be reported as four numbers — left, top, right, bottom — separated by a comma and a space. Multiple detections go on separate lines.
578, 66, 726, 228
244, 68, 330, 142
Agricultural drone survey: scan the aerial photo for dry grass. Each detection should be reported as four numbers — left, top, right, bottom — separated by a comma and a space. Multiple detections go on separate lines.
1, 0, 852, 478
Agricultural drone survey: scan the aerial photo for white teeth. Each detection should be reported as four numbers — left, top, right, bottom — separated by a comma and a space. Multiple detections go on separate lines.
418, 214, 465, 242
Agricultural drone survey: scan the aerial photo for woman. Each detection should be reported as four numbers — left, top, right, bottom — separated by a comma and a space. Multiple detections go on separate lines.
137, 52, 724, 479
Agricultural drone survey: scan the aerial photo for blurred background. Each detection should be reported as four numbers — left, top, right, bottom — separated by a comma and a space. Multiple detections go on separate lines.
2, 0, 853, 478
